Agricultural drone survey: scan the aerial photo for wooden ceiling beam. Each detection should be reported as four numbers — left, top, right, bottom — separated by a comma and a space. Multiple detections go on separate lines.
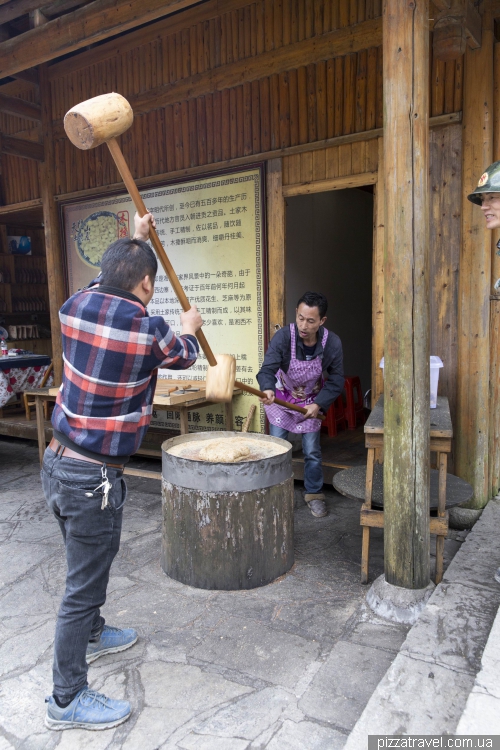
0, 133, 44, 160
464, 0, 482, 49
48, 0, 253, 80
11, 68, 39, 86
0, 0, 202, 78
0, 91, 41, 120
41, 0, 94, 18
0, 0, 46, 26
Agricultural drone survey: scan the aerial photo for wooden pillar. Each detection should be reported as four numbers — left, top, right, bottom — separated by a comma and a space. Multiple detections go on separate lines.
456, 7, 493, 508
371, 136, 385, 408
489, 40, 500, 497
38, 64, 65, 386
266, 158, 286, 340
383, 0, 430, 589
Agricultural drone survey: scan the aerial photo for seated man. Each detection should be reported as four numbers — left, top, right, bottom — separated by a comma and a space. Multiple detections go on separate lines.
43, 213, 203, 731
257, 291, 344, 518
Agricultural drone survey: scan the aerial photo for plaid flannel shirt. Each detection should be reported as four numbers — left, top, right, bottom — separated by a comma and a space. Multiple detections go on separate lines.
52, 284, 199, 457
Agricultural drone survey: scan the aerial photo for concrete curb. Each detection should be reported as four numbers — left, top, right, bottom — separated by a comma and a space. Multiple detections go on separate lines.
344, 497, 500, 746
456, 600, 500, 733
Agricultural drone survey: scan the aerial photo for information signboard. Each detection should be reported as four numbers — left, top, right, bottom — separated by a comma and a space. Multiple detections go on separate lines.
61, 166, 266, 432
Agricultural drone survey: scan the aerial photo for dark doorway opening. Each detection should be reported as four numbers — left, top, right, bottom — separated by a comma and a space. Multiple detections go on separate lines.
285, 187, 374, 474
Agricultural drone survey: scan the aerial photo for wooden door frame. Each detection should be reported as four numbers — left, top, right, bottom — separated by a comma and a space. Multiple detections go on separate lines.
266, 155, 383, 407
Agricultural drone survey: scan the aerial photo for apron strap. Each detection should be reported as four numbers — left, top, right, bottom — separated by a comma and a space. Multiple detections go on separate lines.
290, 323, 297, 360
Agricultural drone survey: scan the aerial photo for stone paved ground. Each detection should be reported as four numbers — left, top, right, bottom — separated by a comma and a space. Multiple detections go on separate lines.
0, 437, 463, 750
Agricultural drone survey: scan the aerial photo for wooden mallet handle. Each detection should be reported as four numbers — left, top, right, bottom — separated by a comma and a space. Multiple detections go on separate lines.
237, 381, 325, 420
107, 137, 217, 367
106, 138, 324, 422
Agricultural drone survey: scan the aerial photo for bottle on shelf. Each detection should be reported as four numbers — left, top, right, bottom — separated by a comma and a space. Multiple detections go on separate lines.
1, 339, 7, 356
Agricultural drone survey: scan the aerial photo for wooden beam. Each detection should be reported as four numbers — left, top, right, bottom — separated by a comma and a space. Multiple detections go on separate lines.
38, 63, 65, 385
0, 133, 44, 160
53, 53, 462, 144
0, 0, 202, 78
48, 0, 262, 79
489, 40, 500, 492
266, 159, 285, 341
130, 18, 382, 115
383, 0, 431, 588
11, 68, 39, 86
0, 92, 41, 121
492, 41, 500, 297
456, 6, 493, 508
0, 0, 41, 25
0, 132, 5, 203
282, 172, 377, 197
465, 0, 482, 49
41, 0, 89, 18
371, 136, 385, 408
0, 197, 42, 215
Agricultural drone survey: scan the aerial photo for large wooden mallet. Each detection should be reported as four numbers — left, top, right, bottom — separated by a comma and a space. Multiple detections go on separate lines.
64, 92, 323, 422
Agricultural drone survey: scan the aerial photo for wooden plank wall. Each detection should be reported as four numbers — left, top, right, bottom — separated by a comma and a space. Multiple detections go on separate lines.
1, 0, 463, 205
429, 123, 461, 472
282, 137, 379, 184
1, 81, 41, 205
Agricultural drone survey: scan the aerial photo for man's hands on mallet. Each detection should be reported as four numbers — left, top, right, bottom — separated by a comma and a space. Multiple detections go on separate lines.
259, 391, 320, 420
181, 306, 203, 336
259, 389, 275, 406
133, 212, 156, 241
299, 402, 320, 421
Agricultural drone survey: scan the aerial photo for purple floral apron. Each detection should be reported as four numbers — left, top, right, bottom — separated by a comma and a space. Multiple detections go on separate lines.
265, 324, 328, 434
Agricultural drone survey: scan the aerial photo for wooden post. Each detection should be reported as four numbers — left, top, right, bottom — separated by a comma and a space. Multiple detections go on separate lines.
371, 136, 385, 408
383, 0, 430, 589
489, 39, 500, 497
267, 158, 286, 339
33, 8, 65, 385
38, 63, 66, 386
456, 6, 492, 508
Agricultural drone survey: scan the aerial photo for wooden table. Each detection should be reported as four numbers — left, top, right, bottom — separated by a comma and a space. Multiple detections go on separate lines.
25, 381, 242, 481
361, 395, 453, 585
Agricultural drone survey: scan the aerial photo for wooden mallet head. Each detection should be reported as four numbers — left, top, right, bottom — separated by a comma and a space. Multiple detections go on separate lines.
64, 92, 133, 150
205, 354, 236, 402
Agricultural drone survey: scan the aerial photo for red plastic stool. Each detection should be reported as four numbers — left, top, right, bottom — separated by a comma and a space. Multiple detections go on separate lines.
344, 376, 365, 430
321, 395, 348, 437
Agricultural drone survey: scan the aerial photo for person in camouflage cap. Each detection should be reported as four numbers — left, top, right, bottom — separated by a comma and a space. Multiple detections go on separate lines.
469, 161, 500, 585
468, 159, 500, 230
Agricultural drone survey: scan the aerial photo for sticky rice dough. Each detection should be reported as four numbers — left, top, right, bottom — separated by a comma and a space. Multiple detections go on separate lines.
166, 436, 289, 462
198, 439, 251, 463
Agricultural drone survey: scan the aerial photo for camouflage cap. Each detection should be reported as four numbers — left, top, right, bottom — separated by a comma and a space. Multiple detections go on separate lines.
468, 160, 500, 205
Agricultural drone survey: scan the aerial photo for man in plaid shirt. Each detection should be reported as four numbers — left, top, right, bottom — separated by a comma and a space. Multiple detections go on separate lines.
42, 213, 202, 731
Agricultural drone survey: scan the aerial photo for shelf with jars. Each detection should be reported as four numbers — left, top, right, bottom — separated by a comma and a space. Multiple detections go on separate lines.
0, 224, 52, 358
0, 255, 49, 314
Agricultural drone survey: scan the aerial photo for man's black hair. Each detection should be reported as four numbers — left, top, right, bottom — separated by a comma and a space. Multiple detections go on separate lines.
99, 238, 158, 291
297, 291, 328, 318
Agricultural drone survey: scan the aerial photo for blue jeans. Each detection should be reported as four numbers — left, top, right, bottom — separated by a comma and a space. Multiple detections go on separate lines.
41, 447, 127, 702
269, 424, 323, 494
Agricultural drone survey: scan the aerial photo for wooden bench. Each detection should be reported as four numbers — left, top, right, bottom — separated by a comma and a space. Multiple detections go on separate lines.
26, 381, 242, 481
